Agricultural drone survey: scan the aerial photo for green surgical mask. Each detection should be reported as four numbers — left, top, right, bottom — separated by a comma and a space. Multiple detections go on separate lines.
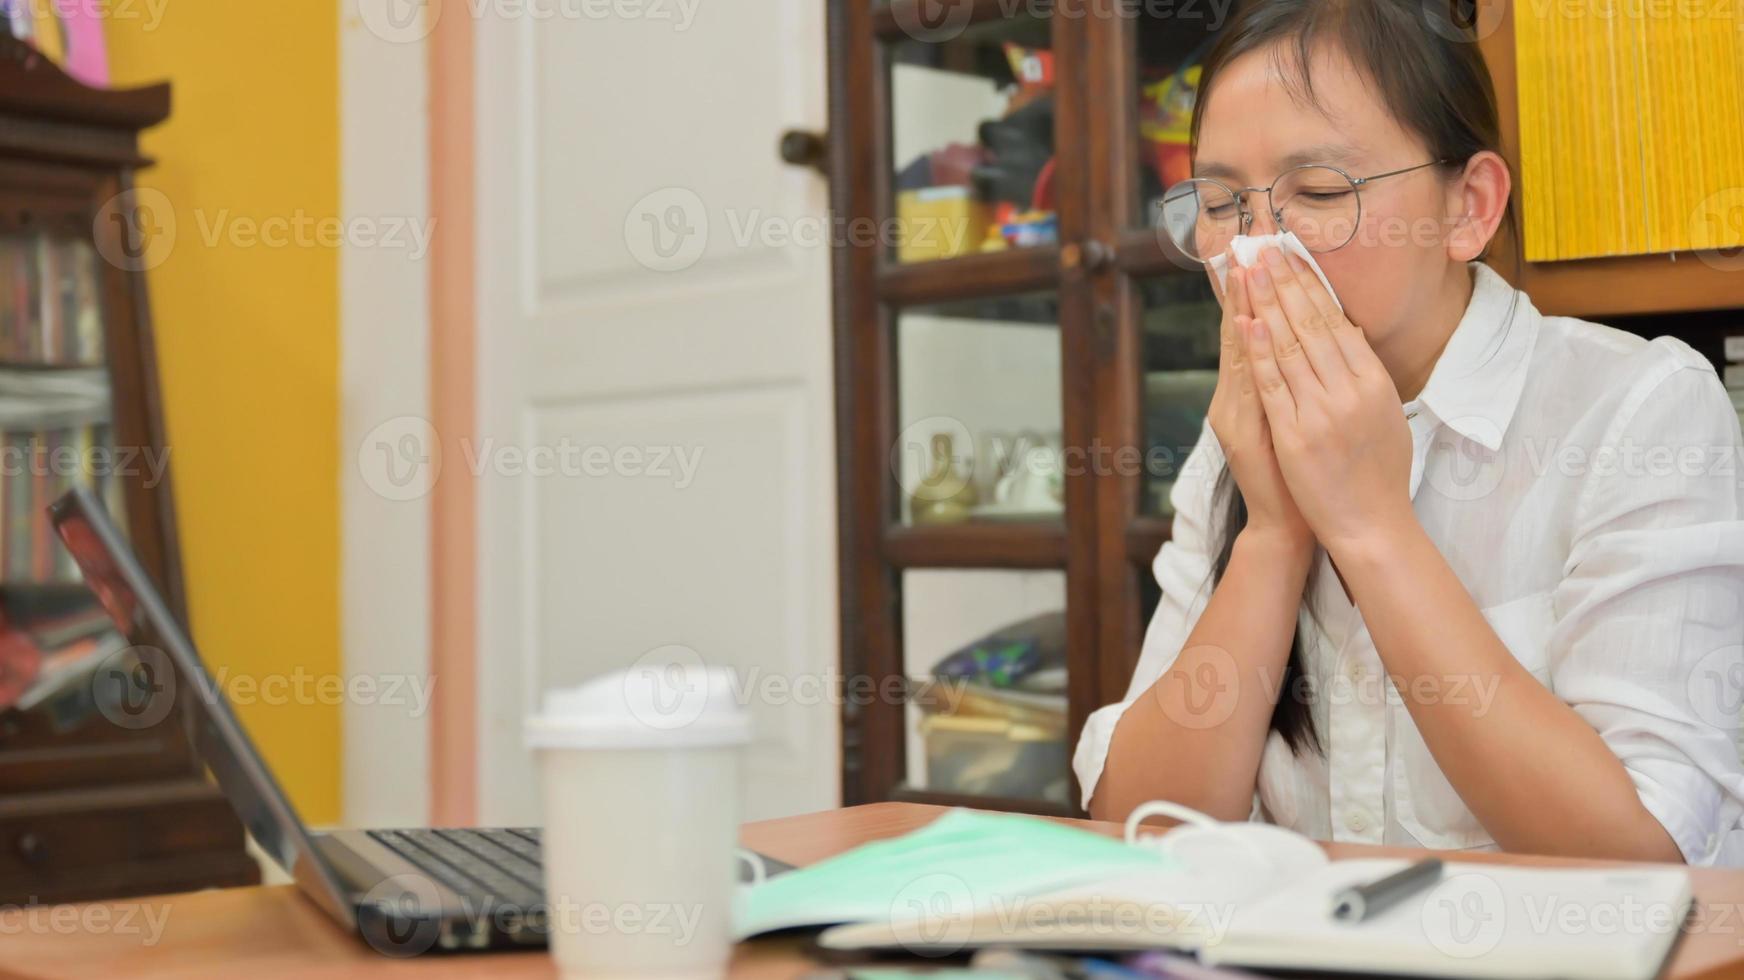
734, 807, 1177, 940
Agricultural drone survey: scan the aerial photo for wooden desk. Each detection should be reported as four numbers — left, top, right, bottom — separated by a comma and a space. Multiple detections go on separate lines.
4, 802, 1743, 979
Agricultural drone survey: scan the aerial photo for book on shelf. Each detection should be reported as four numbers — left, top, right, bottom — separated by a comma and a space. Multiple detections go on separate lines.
0, 361, 124, 585
0, 235, 107, 369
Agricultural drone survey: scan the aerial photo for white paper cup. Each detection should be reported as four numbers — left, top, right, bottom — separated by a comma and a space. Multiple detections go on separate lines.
526, 662, 750, 980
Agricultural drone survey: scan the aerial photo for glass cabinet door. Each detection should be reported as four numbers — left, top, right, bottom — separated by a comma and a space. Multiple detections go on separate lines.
0, 230, 129, 586
841, 0, 1079, 811
894, 293, 1062, 527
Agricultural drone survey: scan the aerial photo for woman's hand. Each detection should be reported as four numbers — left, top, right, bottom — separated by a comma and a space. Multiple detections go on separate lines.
1237, 245, 1415, 556
1205, 249, 1312, 551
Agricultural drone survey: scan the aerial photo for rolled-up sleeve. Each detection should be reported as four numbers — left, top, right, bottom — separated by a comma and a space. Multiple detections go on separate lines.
1549, 350, 1744, 865
1072, 419, 1222, 810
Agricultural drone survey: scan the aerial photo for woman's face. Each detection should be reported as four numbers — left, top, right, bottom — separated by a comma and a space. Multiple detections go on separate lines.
1193, 41, 1461, 348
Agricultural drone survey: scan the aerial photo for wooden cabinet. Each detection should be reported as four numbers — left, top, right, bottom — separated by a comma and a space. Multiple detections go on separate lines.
0, 35, 256, 902
825, 0, 1744, 815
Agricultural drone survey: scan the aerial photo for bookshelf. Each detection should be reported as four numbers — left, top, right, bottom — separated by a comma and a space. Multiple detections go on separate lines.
0, 35, 256, 902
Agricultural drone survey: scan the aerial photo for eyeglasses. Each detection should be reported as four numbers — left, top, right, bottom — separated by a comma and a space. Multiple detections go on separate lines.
1156, 159, 1450, 263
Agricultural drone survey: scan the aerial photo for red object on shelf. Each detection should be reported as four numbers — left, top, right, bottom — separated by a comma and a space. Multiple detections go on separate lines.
1031, 157, 1056, 212
0, 622, 43, 713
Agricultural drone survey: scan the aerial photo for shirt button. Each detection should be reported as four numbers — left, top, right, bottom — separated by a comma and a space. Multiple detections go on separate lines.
1346, 811, 1368, 833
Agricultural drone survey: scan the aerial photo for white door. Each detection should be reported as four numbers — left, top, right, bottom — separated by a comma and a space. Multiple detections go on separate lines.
474, 3, 838, 824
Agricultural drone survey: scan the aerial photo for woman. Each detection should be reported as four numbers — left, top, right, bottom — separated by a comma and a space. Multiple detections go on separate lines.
1077, 0, 1744, 864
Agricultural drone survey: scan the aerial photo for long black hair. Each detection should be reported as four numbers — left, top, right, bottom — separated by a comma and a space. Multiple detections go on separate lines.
1189, 0, 1522, 755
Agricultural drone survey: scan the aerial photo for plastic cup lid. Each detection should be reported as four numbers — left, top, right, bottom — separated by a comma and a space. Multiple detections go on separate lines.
524, 659, 751, 750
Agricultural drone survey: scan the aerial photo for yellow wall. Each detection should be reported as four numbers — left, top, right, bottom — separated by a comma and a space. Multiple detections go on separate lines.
106, 3, 341, 822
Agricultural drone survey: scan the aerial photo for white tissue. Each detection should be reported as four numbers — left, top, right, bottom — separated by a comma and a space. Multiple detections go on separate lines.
1207, 230, 1343, 312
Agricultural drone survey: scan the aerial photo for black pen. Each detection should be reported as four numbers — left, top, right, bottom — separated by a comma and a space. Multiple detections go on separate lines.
1330, 858, 1444, 923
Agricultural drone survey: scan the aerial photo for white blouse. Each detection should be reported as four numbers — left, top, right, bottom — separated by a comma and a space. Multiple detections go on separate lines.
1075, 261, 1744, 865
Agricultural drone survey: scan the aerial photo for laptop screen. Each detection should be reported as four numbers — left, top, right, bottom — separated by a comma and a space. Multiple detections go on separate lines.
50, 485, 355, 925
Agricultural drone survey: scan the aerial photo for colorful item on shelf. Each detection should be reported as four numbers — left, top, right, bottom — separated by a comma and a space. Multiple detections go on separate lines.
931, 611, 1065, 689
0, 617, 41, 713
1000, 210, 1058, 248
1140, 64, 1202, 192
1003, 41, 1054, 95
1, 1, 30, 43
25, 0, 62, 62
910, 431, 978, 524
926, 142, 985, 188
58, 1, 108, 87
895, 186, 991, 264
973, 97, 1053, 207
1030, 157, 1057, 212
0, 236, 107, 367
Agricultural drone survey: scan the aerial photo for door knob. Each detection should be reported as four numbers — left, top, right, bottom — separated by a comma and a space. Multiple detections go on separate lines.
778, 130, 829, 176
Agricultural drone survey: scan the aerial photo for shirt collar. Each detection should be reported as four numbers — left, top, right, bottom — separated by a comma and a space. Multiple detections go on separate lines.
1410, 261, 1537, 452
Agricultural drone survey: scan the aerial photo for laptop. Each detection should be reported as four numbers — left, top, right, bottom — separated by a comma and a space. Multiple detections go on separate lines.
48, 485, 789, 956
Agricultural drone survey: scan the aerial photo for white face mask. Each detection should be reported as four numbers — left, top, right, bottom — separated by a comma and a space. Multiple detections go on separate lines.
1124, 799, 1329, 890
1206, 230, 1344, 313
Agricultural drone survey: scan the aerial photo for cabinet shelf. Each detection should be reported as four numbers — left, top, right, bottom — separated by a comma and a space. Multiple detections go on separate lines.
885, 521, 1066, 569
880, 246, 1060, 307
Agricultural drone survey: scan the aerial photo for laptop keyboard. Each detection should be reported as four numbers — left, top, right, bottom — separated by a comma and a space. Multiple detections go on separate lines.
369, 827, 547, 913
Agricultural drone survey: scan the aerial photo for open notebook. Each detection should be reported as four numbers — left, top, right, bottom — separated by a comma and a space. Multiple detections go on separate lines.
812, 858, 1692, 979
739, 809, 1693, 980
